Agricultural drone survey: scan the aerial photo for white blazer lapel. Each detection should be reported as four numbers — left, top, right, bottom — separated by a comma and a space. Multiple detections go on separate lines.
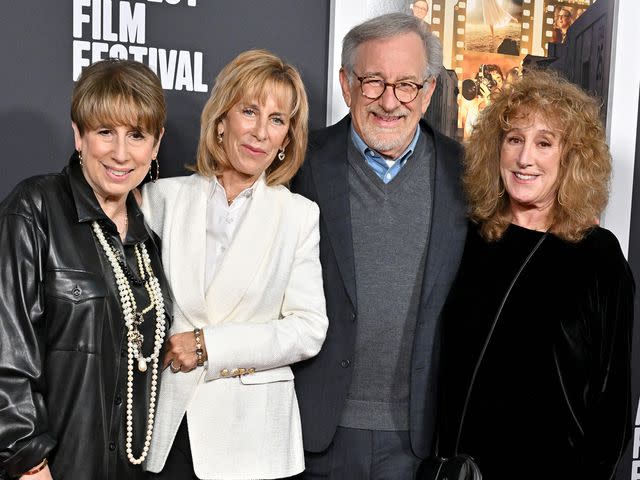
204, 178, 283, 323
169, 174, 211, 329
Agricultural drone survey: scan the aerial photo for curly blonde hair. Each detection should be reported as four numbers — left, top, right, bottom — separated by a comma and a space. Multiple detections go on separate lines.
193, 49, 309, 186
464, 69, 611, 242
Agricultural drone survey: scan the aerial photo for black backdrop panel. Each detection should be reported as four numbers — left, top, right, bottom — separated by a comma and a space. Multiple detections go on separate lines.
624, 88, 640, 480
0, 1, 330, 199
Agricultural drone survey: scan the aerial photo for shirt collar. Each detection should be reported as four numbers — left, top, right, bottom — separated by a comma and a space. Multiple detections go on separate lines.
210, 172, 264, 200
350, 124, 421, 163
67, 152, 149, 245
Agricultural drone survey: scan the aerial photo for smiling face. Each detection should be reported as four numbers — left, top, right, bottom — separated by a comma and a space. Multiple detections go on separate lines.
412, 1, 429, 20
73, 122, 162, 207
340, 32, 435, 159
217, 91, 291, 185
500, 113, 562, 223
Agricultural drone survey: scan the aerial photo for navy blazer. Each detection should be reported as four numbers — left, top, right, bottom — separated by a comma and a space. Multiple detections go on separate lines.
291, 115, 467, 458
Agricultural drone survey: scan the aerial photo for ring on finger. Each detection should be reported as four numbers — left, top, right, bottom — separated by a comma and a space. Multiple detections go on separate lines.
169, 361, 181, 373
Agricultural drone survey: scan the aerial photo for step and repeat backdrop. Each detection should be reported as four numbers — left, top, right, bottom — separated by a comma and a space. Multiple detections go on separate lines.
0, 1, 330, 198
2, 2, 640, 480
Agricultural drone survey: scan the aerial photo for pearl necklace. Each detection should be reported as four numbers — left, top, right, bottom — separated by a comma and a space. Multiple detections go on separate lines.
92, 221, 167, 465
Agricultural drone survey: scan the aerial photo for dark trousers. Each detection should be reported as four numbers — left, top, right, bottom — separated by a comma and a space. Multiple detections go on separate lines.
297, 427, 420, 480
147, 416, 198, 480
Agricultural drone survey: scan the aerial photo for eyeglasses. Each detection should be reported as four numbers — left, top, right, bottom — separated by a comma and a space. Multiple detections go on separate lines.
354, 73, 427, 103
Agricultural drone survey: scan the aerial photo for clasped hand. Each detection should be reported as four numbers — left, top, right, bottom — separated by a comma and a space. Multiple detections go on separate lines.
163, 330, 207, 373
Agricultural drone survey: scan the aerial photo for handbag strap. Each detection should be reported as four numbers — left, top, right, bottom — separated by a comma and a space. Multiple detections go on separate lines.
453, 230, 548, 454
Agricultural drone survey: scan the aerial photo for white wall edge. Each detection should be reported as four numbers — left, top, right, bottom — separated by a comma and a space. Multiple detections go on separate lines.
602, 0, 640, 257
326, 0, 369, 126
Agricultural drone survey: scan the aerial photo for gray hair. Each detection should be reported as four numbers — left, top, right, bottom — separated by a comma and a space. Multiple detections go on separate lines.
341, 12, 443, 81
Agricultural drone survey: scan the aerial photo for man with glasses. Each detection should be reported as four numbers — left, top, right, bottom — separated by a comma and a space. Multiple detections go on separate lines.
292, 12, 467, 479
412, 0, 431, 24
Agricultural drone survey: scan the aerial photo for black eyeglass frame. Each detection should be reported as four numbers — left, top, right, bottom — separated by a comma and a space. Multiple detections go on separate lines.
353, 73, 429, 103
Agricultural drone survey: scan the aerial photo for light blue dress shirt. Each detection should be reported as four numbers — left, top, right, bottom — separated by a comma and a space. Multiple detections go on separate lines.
350, 126, 421, 184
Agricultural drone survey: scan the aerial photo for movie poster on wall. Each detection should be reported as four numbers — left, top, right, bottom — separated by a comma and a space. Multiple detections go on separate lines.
458, 51, 522, 138
405, 0, 596, 139
456, 0, 526, 138
448, 0, 528, 139
541, 0, 592, 52
464, 0, 523, 54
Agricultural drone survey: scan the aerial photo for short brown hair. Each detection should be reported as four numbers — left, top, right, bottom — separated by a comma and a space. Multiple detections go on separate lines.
464, 69, 611, 242
71, 58, 166, 142
194, 49, 309, 186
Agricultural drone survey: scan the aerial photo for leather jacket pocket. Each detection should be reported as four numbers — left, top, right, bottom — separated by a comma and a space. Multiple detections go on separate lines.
44, 269, 107, 353
45, 269, 107, 303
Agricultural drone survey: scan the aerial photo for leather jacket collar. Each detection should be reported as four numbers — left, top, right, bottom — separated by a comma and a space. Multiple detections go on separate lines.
67, 152, 149, 246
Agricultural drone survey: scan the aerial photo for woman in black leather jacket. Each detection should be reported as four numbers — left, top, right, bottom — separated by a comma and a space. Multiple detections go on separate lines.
0, 59, 171, 480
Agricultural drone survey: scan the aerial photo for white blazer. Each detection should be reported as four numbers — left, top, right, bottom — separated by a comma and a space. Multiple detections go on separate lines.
141, 174, 327, 479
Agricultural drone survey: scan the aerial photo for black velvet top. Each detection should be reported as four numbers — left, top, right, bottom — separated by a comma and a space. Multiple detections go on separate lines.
439, 223, 634, 480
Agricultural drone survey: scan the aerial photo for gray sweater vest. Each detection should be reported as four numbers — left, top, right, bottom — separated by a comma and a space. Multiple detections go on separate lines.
339, 130, 434, 431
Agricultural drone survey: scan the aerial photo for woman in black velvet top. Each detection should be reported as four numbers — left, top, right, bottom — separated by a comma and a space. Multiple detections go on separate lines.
438, 70, 633, 479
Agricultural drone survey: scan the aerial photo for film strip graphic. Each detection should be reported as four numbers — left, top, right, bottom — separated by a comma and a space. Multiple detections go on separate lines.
451, 0, 466, 78
520, 0, 535, 56
451, 0, 535, 79
429, 0, 445, 40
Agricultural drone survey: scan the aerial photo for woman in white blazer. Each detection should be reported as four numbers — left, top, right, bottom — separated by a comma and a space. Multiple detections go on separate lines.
141, 49, 328, 480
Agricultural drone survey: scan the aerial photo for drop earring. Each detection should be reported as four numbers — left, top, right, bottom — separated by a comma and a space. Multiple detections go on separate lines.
149, 158, 160, 182
278, 148, 285, 161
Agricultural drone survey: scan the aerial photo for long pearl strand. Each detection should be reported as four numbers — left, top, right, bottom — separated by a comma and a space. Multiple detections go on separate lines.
92, 221, 166, 465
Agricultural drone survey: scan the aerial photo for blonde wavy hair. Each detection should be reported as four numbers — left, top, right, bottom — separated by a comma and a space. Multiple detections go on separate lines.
193, 49, 309, 186
464, 69, 611, 243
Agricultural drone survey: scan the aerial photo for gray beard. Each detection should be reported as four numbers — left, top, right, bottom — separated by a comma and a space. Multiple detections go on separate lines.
361, 129, 407, 157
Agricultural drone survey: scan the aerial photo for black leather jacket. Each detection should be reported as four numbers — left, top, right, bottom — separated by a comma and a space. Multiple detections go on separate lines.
0, 158, 172, 479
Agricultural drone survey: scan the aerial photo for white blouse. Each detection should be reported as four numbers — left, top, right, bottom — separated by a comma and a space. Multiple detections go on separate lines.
204, 176, 257, 290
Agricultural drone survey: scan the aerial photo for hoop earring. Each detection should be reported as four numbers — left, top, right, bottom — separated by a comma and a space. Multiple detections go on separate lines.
149, 158, 159, 183
278, 148, 285, 161
498, 185, 505, 198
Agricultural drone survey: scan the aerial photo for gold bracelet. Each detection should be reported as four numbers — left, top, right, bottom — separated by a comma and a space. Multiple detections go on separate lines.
21, 458, 48, 476
194, 328, 205, 366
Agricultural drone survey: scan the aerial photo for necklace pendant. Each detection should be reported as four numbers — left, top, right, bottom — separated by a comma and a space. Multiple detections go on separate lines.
138, 357, 148, 373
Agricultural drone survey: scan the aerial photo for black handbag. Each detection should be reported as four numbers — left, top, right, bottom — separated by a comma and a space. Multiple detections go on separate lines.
416, 232, 548, 480
416, 454, 482, 480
